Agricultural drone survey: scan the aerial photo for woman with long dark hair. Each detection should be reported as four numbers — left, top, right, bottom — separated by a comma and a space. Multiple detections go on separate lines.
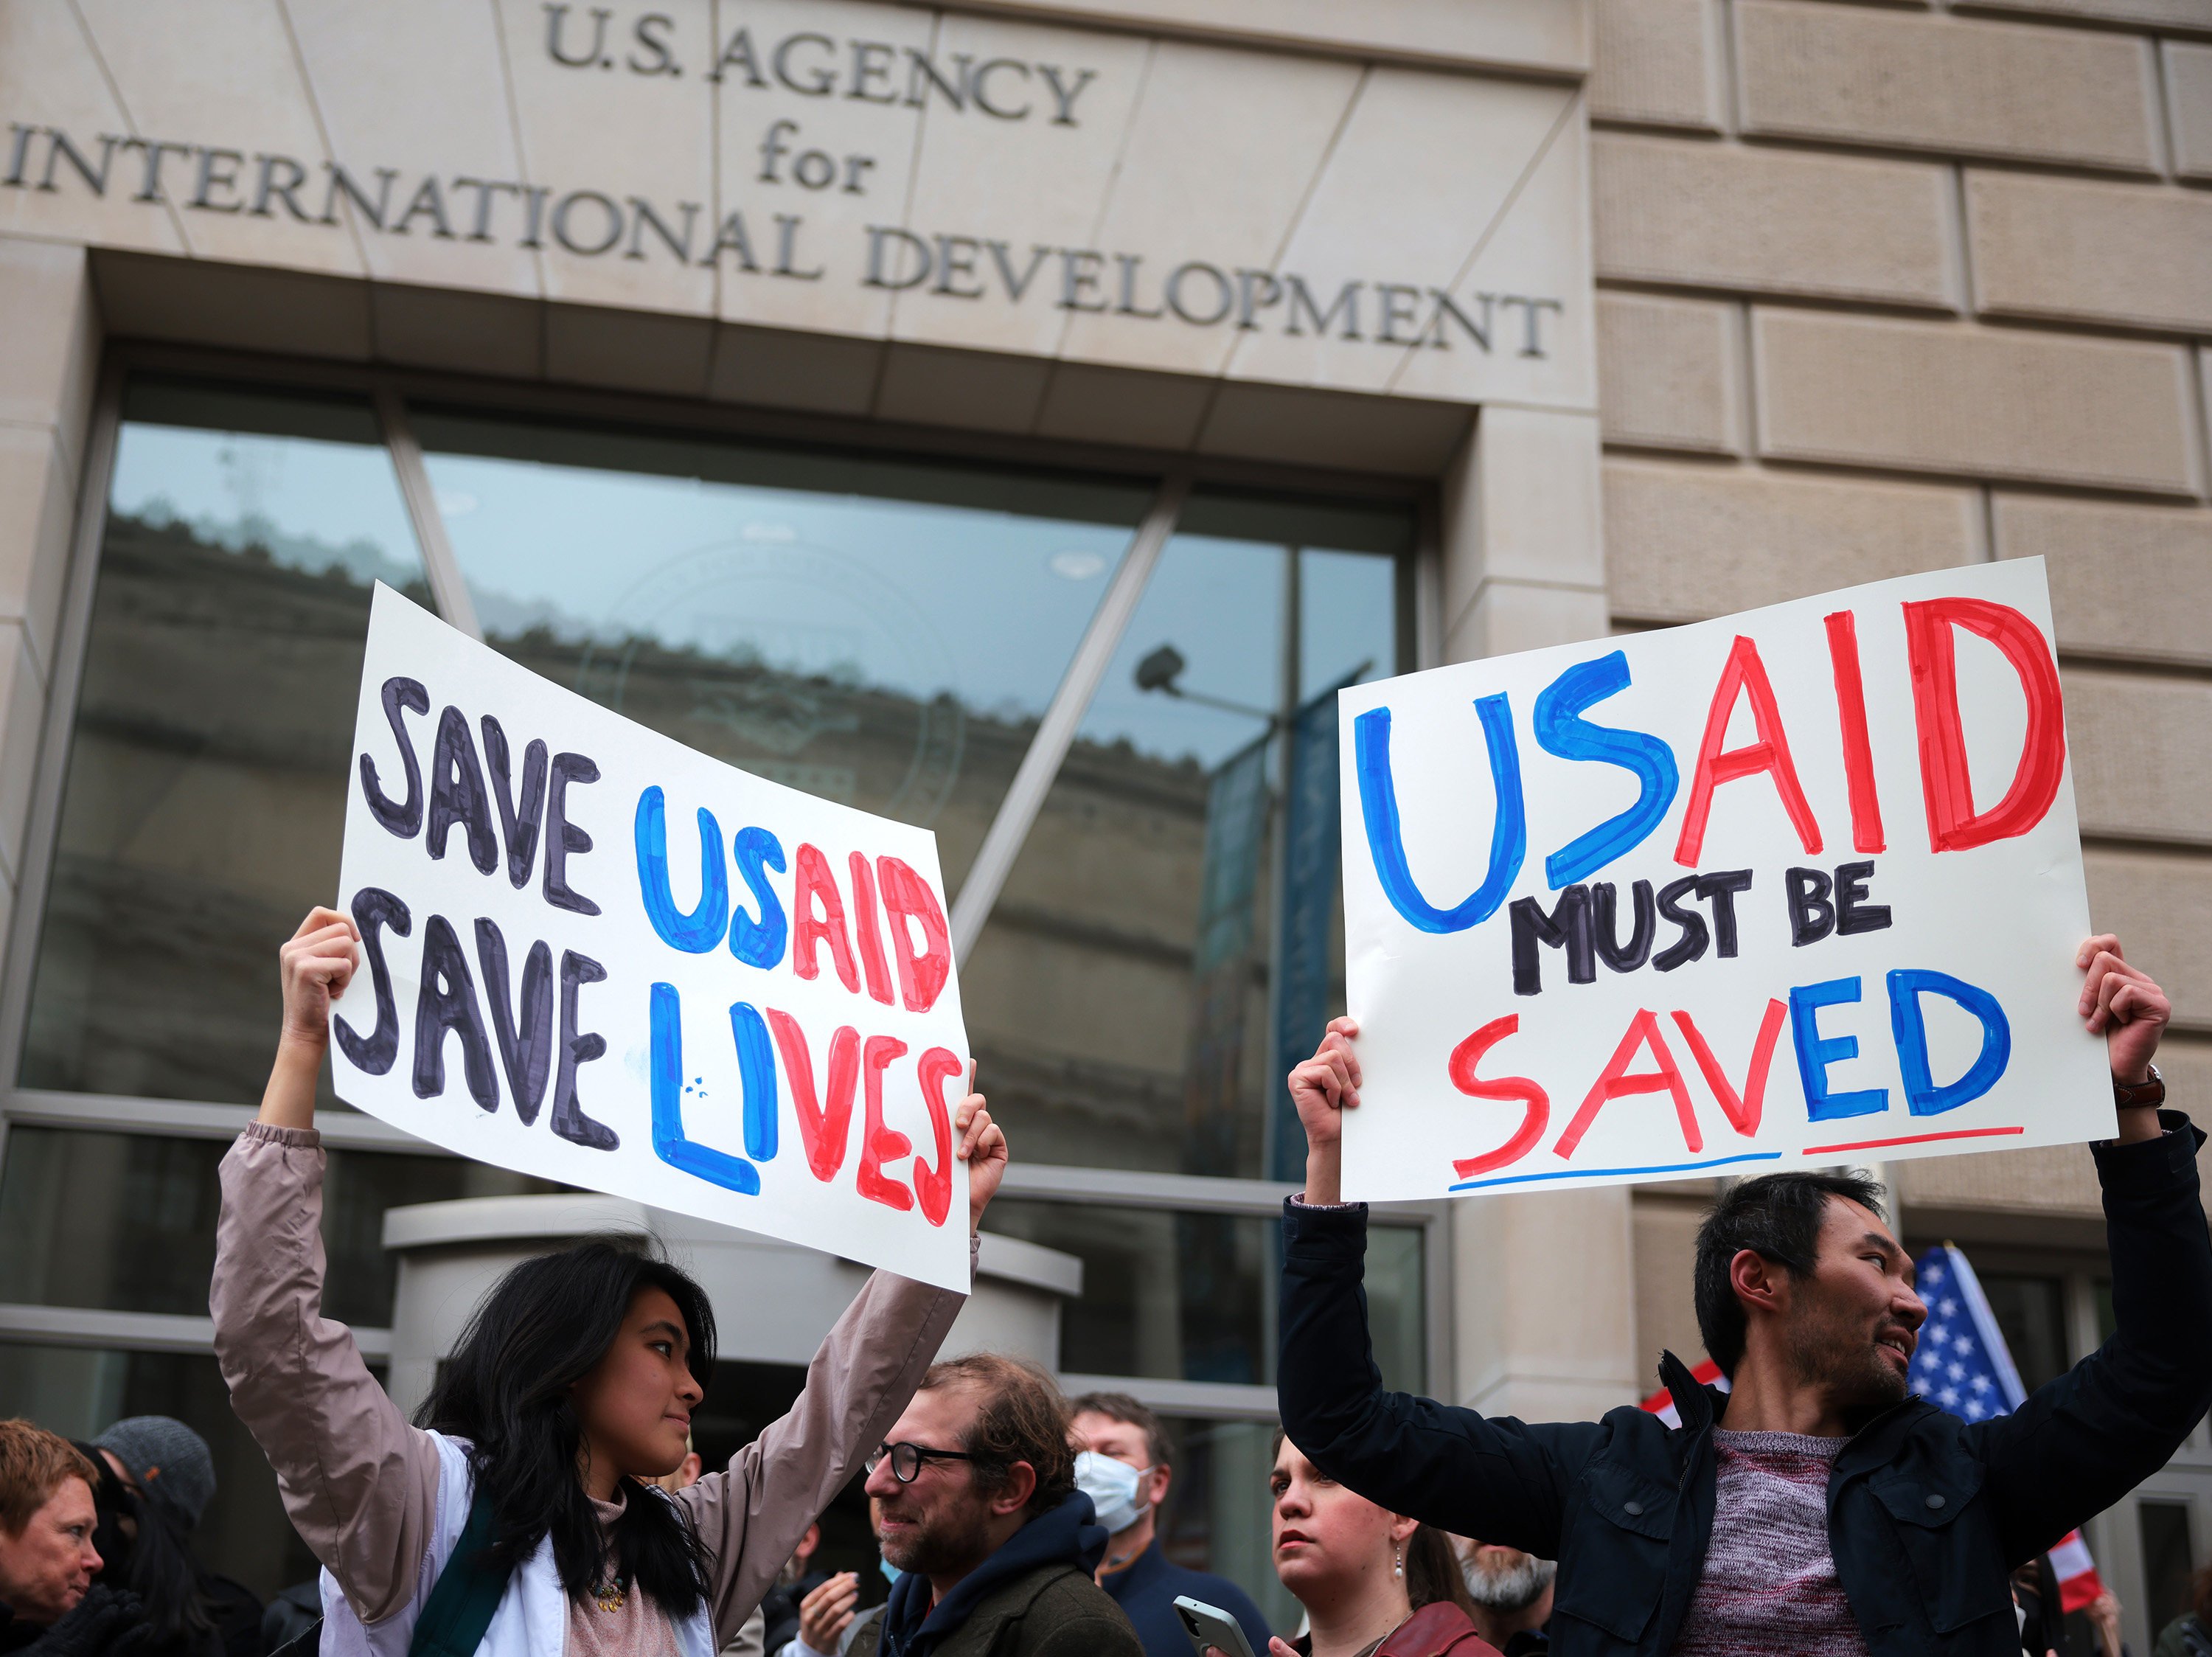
212, 909, 1008, 1657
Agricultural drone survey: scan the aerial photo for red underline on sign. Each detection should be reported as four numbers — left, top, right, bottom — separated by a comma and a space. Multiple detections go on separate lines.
1802, 1127, 2026, 1156
1450, 1151, 1781, 1192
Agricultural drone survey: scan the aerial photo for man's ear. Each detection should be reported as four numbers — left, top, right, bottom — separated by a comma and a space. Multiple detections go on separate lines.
1147, 1464, 1172, 1507
1730, 1247, 1791, 1321
990, 1461, 1039, 1518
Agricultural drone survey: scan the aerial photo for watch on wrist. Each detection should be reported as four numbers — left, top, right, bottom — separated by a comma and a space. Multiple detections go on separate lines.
2113, 1062, 2165, 1109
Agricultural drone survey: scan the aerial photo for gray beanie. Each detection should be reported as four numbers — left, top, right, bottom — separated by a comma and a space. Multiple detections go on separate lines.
93, 1417, 215, 1530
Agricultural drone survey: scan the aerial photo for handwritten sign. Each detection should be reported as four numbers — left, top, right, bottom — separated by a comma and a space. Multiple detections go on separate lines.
330, 585, 972, 1290
1338, 558, 2110, 1202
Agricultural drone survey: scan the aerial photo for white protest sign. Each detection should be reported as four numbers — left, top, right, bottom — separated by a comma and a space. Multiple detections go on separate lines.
330, 584, 973, 1290
1338, 557, 2109, 1203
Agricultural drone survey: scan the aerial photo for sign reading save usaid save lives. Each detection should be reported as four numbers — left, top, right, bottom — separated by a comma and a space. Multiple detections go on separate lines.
1339, 558, 2110, 1203
329, 585, 973, 1290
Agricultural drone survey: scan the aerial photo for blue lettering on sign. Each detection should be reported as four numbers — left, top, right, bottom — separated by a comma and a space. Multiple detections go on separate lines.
635, 786, 729, 953
731, 826, 789, 968
1354, 696, 1526, 934
649, 983, 760, 1195
1534, 650, 1680, 889
1790, 976, 1888, 1121
1888, 969, 2011, 1116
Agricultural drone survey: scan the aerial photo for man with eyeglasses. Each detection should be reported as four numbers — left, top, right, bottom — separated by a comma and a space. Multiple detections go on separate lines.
847, 1353, 1142, 1657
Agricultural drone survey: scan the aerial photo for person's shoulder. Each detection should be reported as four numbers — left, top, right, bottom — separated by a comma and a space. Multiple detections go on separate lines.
1016, 1574, 1144, 1657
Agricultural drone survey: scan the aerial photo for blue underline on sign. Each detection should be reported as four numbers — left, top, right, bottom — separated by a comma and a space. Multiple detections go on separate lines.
1449, 1151, 1784, 1192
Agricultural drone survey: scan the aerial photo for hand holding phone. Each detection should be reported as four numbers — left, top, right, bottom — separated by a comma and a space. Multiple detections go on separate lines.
1174, 1596, 1261, 1657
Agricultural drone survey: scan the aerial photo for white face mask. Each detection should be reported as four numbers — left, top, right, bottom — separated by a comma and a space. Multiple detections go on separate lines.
1073, 1451, 1155, 1535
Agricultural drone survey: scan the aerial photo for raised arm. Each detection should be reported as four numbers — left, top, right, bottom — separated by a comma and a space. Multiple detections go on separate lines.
678, 1092, 1008, 1642
1277, 1020, 1597, 1553
1979, 937, 2212, 1558
209, 909, 444, 1625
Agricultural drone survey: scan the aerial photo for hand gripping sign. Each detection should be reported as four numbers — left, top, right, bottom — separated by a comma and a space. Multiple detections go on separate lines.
330, 585, 973, 1290
1338, 558, 2110, 1203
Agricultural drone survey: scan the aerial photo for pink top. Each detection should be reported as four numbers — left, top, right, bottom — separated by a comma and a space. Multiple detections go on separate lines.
1670, 1429, 1868, 1657
210, 1122, 973, 1647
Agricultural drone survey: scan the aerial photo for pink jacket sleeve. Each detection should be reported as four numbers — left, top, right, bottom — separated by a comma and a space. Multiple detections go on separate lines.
677, 1239, 974, 1644
209, 1122, 443, 1625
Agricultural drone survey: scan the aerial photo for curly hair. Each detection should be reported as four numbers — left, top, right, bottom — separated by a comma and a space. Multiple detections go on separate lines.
922, 1354, 1076, 1520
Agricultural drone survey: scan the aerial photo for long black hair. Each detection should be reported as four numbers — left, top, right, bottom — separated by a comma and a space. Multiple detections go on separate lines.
415, 1237, 718, 1616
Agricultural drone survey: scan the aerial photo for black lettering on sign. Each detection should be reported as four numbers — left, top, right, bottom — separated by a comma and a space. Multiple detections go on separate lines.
333, 887, 411, 1075
1510, 886, 1593, 997
427, 705, 498, 875
361, 676, 428, 838
476, 917, 554, 1125
544, 752, 602, 915
413, 913, 498, 1109
552, 951, 618, 1150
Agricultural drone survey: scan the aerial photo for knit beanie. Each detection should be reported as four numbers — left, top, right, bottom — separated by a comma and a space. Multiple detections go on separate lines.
92, 1417, 215, 1530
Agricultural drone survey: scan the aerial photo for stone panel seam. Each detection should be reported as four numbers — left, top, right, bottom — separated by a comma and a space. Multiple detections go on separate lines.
1717, 0, 1743, 133
60, 0, 191, 254
1384, 86, 1584, 395
1594, 277, 1958, 322
875, 9, 952, 386
272, 0, 375, 279
2146, 25, 2180, 176
1950, 6, 2212, 45
485, 0, 552, 322
1946, 163, 1976, 315
1040, 35, 1159, 373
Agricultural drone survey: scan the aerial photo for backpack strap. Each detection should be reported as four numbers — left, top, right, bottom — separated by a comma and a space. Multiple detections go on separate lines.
407, 1490, 514, 1657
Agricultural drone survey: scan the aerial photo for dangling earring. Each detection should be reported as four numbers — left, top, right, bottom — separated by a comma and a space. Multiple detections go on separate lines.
1394, 1546, 1404, 1579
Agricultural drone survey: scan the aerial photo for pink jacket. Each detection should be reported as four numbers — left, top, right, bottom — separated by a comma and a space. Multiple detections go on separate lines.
209, 1122, 971, 1644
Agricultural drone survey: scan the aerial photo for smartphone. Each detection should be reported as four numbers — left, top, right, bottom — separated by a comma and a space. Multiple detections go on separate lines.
1174, 1596, 1261, 1657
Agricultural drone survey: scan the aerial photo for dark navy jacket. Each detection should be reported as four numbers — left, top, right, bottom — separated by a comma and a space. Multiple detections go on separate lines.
1278, 1113, 2212, 1657
1099, 1539, 1271, 1657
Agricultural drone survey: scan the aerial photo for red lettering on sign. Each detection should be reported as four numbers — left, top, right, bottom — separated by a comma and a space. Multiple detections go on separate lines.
1674, 636, 1823, 866
1447, 1015, 1550, 1178
1902, 597, 2066, 853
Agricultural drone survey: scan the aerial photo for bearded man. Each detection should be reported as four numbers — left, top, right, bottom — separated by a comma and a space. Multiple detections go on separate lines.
850, 1355, 1141, 1657
1276, 937, 2212, 1657
1452, 1540, 1553, 1656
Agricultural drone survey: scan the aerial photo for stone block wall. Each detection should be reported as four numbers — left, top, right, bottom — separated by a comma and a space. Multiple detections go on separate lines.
1592, 0, 2212, 1354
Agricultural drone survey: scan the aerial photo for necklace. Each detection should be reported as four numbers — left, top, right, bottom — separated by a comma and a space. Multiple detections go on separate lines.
592, 1577, 628, 1613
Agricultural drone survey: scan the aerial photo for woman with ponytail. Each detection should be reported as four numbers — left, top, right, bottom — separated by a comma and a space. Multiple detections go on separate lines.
212, 910, 1008, 1657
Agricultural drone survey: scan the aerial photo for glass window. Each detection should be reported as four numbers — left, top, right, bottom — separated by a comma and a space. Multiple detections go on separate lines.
961, 492, 1408, 1178
2140, 1501, 2196, 1644
983, 1198, 1424, 1392
0, 1128, 557, 1326
1978, 1272, 2070, 1392
1158, 1415, 1297, 1636
411, 408, 1151, 894
19, 380, 434, 1108
0, 1341, 333, 1599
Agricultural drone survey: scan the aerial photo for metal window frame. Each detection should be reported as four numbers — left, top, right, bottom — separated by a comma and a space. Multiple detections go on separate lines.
0, 338, 1455, 1406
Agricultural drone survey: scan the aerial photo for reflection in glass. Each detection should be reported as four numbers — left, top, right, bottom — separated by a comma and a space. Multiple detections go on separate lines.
984, 1198, 1423, 1393
1978, 1271, 2070, 1392
20, 381, 434, 1106
963, 493, 1408, 1178
1157, 1416, 1298, 1636
412, 410, 1150, 897
0, 1128, 557, 1326
2139, 1500, 2196, 1641
0, 1341, 339, 1599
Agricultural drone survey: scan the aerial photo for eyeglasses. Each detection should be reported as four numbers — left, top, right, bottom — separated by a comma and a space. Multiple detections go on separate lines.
866, 1441, 992, 1484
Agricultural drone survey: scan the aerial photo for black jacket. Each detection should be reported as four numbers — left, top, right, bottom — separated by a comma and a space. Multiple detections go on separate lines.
854, 1493, 1141, 1657
1278, 1113, 2212, 1657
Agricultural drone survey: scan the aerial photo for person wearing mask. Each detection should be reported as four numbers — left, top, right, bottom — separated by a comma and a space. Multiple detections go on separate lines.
847, 1355, 1141, 1657
1447, 1543, 1549, 1657
213, 909, 1009, 1657
84, 1420, 262, 1657
1265, 1435, 1492, 1657
1278, 937, 2212, 1656
1070, 1394, 1270, 1657
2154, 1564, 2212, 1657
0, 1422, 144, 1657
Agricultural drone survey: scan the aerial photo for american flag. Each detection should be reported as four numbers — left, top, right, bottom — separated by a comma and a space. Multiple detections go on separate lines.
1911, 1243, 2105, 1613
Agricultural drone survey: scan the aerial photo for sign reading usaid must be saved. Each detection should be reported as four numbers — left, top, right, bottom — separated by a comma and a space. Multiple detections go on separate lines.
0, 1, 1590, 405
1338, 560, 2112, 1203
330, 585, 975, 1292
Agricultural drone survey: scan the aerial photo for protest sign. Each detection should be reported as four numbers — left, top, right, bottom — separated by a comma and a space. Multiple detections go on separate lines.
1338, 557, 2108, 1203
330, 584, 973, 1290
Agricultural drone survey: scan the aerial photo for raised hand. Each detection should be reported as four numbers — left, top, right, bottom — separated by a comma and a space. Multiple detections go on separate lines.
956, 1074, 1009, 1232
279, 906, 361, 1049
1286, 1016, 1361, 1204
2077, 935, 2170, 1085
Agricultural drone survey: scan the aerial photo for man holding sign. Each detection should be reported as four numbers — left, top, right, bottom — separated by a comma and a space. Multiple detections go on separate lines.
1273, 557, 2212, 1657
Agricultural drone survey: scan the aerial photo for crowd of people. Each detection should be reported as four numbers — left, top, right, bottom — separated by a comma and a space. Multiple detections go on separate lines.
1, 917, 2208, 1657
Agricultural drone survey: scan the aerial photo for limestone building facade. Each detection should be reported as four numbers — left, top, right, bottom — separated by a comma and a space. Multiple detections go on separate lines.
0, 0, 2204, 1644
